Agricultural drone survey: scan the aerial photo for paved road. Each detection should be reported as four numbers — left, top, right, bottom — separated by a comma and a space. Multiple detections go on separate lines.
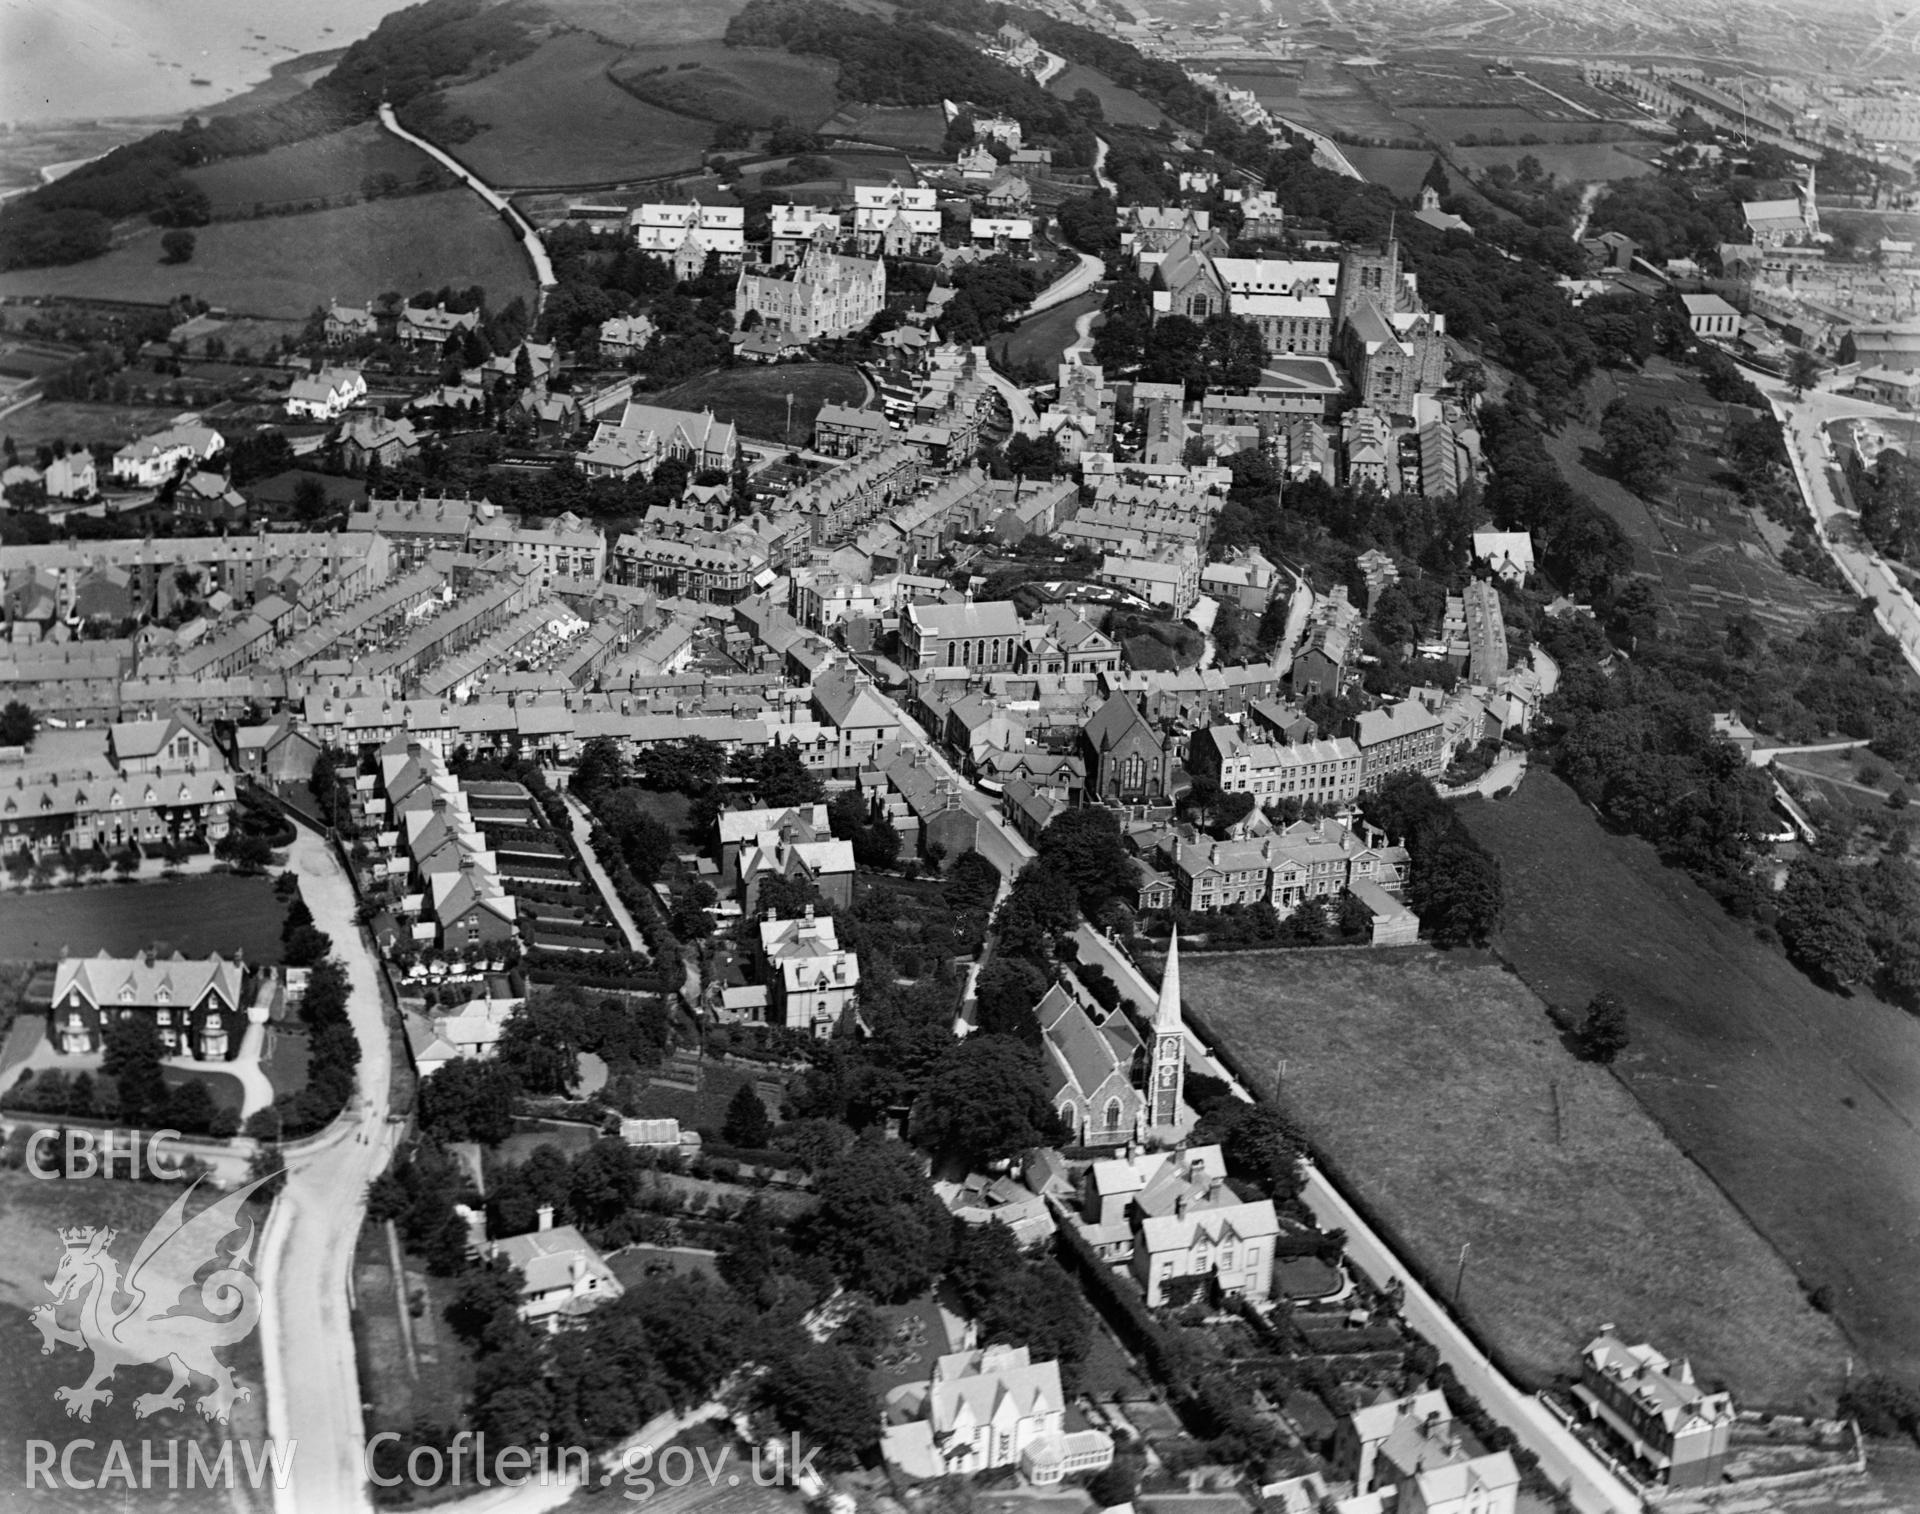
1092, 134, 1116, 195
377, 103, 558, 301
561, 790, 649, 955
1298, 1163, 1643, 1514
981, 362, 1042, 436
1026, 249, 1105, 318
866, 683, 1035, 879
262, 828, 401, 1514
1764, 380, 1920, 679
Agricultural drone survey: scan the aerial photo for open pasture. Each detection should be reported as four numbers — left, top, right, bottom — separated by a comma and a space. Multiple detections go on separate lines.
1184, 944, 1849, 1405
1047, 62, 1171, 129
185, 121, 432, 215
609, 43, 840, 130
439, 32, 714, 187
1460, 772, 1920, 1390
0, 191, 533, 318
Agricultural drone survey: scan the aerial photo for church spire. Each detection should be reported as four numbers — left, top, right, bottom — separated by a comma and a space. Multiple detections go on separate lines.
1154, 926, 1183, 1033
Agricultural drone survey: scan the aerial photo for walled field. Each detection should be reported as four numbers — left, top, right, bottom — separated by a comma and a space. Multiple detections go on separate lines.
185, 121, 434, 215
1047, 62, 1171, 129
1459, 772, 1920, 1390
1183, 945, 1849, 1405
0, 875, 288, 961
609, 43, 840, 131
438, 32, 715, 187
0, 191, 534, 318
648, 362, 865, 445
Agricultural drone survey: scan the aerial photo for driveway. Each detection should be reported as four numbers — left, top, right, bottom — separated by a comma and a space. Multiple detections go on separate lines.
262, 827, 401, 1514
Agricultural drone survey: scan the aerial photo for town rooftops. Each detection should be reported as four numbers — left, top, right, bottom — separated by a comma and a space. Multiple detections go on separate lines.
906, 599, 1024, 639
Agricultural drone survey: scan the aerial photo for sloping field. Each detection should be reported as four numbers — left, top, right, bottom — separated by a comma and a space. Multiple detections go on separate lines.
822, 103, 948, 151
1047, 62, 1170, 128
0, 190, 532, 318
610, 43, 840, 130
517, 0, 747, 46
438, 32, 714, 186
1184, 946, 1849, 1406
1460, 772, 1920, 1390
185, 121, 433, 214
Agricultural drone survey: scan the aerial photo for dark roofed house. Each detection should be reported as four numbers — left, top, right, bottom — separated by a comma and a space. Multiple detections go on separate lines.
1079, 692, 1182, 805
1037, 978, 1145, 1148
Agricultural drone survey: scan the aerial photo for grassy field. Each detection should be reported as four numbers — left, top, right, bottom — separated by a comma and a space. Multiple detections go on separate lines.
822, 103, 949, 151
1, 400, 200, 452
649, 362, 865, 445
1449, 141, 1657, 183
0, 191, 534, 319
185, 122, 433, 214
530, 0, 748, 46
1047, 61, 1171, 128
0, 875, 288, 961
990, 290, 1099, 376
1184, 946, 1849, 1405
0, 1172, 270, 1510
610, 43, 840, 131
439, 32, 715, 186
1460, 772, 1920, 1389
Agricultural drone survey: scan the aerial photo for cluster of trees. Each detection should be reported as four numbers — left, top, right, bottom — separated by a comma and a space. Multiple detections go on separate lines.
1360, 774, 1505, 946
1478, 404, 1636, 600
1, 1015, 240, 1137
1848, 446, 1920, 566
725, 0, 1091, 163
259, 953, 361, 1138
826, 788, 901, 870
279, 874, 335, 967
1550, 664, 1776, 892
1598, 397, 1679, 498
1090, 279, 1268, 397
936, 256, 1044, 344
1776, 854, 1920, 994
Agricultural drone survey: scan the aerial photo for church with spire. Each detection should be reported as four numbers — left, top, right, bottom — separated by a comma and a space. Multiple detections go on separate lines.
1035, 929, 1191, 1147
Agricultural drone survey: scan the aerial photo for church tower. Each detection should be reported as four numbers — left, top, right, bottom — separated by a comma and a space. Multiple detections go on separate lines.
1149, 926, 1185, 1128
1335, 235, 1404, 328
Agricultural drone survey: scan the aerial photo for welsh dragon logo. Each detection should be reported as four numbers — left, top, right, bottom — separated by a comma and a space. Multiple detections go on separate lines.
32, 1173, 275, 1423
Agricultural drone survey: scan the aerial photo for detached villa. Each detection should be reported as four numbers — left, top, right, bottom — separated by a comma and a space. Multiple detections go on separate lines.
50, 949, 267, 1060
489, 1206, 624, 1331
881, 1343, 1113, 1485
1574, 1331, 1735, 1488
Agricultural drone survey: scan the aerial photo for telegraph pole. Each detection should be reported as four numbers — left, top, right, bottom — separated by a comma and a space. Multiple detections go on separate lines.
1453, 1242, 1470, 1308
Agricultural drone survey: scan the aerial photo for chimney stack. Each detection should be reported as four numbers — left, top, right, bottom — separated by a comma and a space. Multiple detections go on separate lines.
537, 1203, 554, 1232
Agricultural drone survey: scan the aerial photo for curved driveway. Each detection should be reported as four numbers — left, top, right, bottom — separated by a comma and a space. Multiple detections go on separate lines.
262, 828, 400, 1514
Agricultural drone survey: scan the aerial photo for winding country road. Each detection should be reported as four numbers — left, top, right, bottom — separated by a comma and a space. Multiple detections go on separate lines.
377, 103, 558, 304
261, 828, 400, 1514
